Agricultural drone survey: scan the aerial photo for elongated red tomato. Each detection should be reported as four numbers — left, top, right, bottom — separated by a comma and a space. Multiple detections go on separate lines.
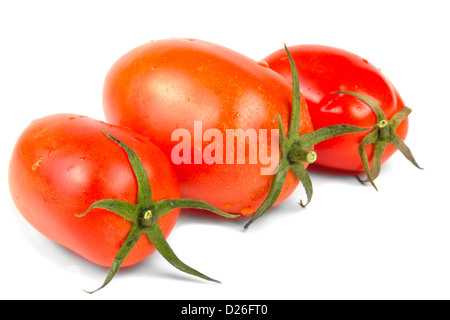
9, 114, 180, 268
103, 38, 314, 217
10, 114, 236, 292
263, 45, 409, 174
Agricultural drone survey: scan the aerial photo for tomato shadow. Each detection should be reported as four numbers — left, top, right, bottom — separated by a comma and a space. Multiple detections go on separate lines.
175, 203, 304, 232
307, 160, 397, 190
11, 207, 108, 284
128, 256, 219, 285
307, 163, 369, 188
308, 163, 362, 177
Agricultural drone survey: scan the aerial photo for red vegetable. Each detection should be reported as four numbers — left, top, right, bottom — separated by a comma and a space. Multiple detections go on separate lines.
263, 45, 422, 189
9, 114, 235, 292
102, 39, 368, 227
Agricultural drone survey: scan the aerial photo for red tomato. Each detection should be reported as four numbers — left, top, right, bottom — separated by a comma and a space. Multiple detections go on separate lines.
103, 38, 314, 217
9, 114, 234, 291
9, 114, 180, 268
262, 45, 412, 175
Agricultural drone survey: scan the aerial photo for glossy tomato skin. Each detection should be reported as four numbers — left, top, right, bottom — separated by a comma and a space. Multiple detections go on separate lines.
9, 114, 180, 267
263, 45, 408, 173
103, 38, 313, 216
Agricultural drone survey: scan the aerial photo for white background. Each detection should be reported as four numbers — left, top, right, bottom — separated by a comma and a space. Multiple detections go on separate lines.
1, 0, 449, 300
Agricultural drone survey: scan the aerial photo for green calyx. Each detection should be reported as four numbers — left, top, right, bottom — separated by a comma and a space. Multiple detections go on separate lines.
76, 131, 238, 294
332, 90, 423, 191
243, 45, 374, 229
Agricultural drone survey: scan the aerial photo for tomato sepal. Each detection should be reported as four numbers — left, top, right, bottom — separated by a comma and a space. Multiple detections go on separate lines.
333, 91, 423, 190
103, 131, 154, 208
77, 132, 237, 293
145, 224, 220, 284
290, 162, 313, 208
84, 223, 142, 294
155, 198, 237, 219
77, 199, 139, 223
244, 47, 374, 229
244, 159, 290, 230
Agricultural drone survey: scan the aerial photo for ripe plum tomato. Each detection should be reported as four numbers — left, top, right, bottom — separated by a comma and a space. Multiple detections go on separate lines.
263, 45, 421, 189
9, 114, 235, 292
102, 38, 315, 219
9, 114, 176, 268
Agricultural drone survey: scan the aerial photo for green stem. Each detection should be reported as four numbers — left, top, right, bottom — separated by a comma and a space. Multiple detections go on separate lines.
104, 132, 153, 209
145, 224, 220, 283
332, 92, 422, 189
141, 209, 155, 227
77, 132, 238, 293
85, 224, 143, 294
244, 46, 373, 229
288, 145, 317, 164
244, 159, 290, 229
284, 43, 302, 140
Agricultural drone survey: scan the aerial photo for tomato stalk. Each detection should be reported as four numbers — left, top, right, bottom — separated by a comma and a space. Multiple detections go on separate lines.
77, 132, 238, 293
331, 91, 422, 191
244, 45, 375, 229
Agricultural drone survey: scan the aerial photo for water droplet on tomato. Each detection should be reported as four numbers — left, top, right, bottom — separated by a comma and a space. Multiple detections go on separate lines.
240, 206, 254, 216
32, 157, 43, 171
257, 61, 269, 68
36, 128, 47, 138
132, 136, 145, 143
222, 203, 233, 210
